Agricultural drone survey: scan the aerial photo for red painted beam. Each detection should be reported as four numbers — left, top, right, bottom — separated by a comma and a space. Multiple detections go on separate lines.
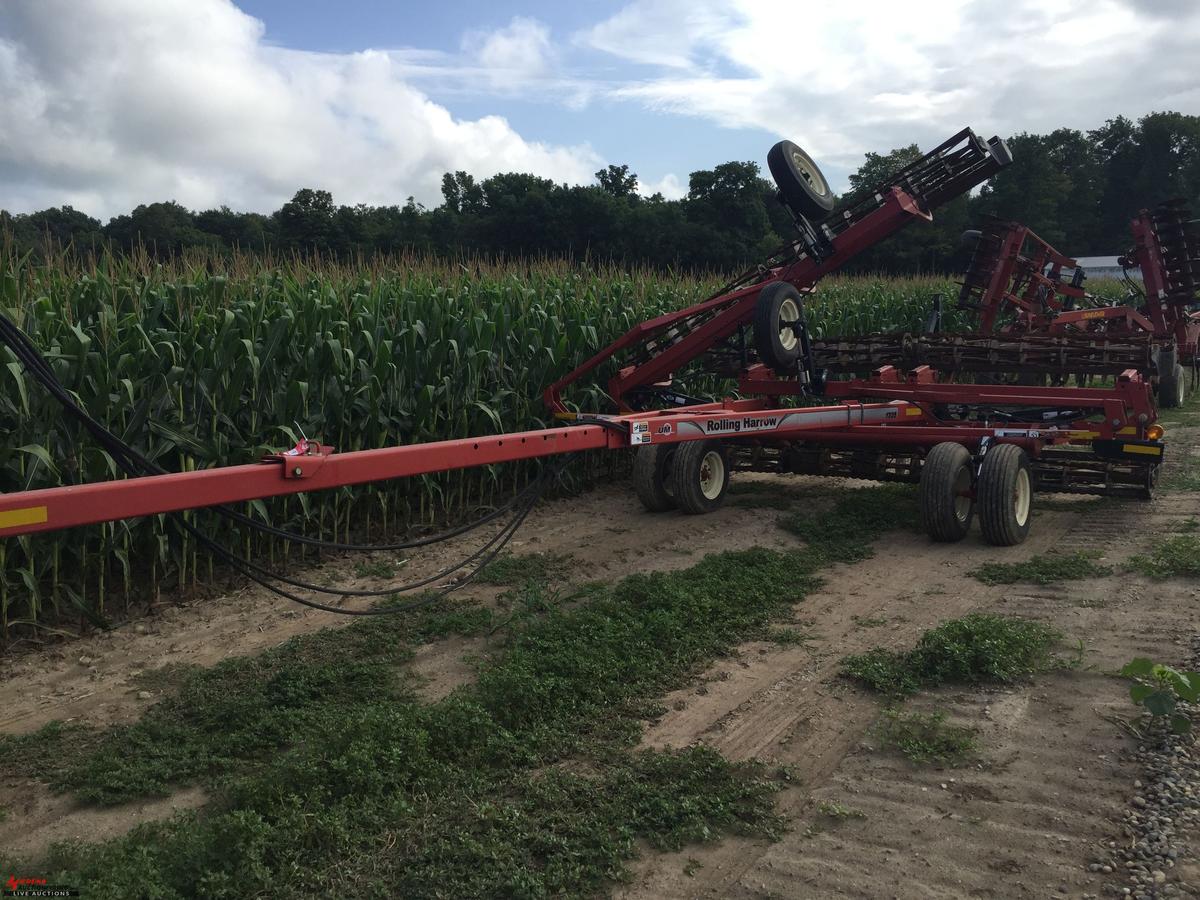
0, 425, 615, 538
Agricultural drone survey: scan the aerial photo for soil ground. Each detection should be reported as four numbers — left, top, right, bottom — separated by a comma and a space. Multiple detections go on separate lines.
2, 423, 1198, 897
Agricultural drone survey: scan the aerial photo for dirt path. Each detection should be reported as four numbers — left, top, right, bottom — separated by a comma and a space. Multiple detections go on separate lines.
619, 431, 1200, 900
0, 480, 799, 737
2, 429, 1197, 892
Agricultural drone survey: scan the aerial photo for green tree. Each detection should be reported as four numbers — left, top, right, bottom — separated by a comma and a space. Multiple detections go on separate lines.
844, 144, 965, 273
104, 201, 218, 255
275, 188, 338, 252
685, 161, 776, 270
847, 144, 921, 203
595, 164, 639, 199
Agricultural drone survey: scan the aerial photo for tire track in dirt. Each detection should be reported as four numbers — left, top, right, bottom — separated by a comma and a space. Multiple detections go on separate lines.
0, 481, 800, 737
622, 443, 1200, 900
0, 476, 806, 858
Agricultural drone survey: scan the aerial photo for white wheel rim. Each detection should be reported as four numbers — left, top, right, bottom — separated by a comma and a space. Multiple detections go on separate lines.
778, 298, 801, 352
1013, 468, 1031, 527
699, 450, 725, 500
789, 148, 829, 196
953, 465, 972, 522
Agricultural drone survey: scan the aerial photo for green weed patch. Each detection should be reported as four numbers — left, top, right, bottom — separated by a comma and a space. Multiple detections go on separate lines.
475, 551, 574, 585
969, 551, 1112, 586
0, 486, 917, 896
1126, 535, 1200, 580
843, 613, 1063, 697
4, 552, 806, 896
873, 709, 977, 765
778, 483, 918, 562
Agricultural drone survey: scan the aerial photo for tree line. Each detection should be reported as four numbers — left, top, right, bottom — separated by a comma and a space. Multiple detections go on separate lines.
3, 112, 1197, 275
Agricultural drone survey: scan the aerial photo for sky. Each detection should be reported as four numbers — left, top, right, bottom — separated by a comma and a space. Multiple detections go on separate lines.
1, 0, 1198, 221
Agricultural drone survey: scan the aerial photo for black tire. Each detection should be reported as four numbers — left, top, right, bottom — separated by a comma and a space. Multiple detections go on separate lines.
919, 443, 975, 543
754, 282, 806, 373
977, 444, 1033, 546
633, 444, 677, 512
1159, 363, 1186, 409
767, 140, 835, 221
670, 440, 730, 515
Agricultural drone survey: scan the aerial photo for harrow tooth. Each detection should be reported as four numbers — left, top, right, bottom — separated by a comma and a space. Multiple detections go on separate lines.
811, 332, 1155, 376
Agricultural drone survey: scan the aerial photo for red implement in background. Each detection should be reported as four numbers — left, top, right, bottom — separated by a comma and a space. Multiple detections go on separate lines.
0, 126, 1167, 555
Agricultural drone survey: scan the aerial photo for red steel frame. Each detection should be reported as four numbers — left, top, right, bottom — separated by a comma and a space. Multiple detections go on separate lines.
0, 400, 915, 537
544, 188, 934, 414
0, 127, 1165, 543
0, 371, 1159, 540
1123, 210, 1200, 362
962, 214, 1198, 360
970, 223, 1088, 333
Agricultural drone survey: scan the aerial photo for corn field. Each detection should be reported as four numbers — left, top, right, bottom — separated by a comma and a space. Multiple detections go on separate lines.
0, 249, 956, 638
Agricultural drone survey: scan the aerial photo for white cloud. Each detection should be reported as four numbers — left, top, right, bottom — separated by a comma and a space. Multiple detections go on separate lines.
462, 17, 555, 90
4, 0, 1199, 219
0, 1, 602, 218
638, 172, 686, 200
581, 0, 1200, 182
576, 0, 735, 69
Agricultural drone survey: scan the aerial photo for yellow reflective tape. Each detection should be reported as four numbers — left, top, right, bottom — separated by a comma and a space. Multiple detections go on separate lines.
1118, 427, 1136, 435
1123, 444, 1163, 456
0, 506, 48, 530
905, 406, 923, 416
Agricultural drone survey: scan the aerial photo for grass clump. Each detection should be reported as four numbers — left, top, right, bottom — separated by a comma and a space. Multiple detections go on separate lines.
0, 486, 921, 897
2, 601, 492, 804
1035, 496, 1105, 513
353, 558, 399, 579
873, 709, 977, 765
778, 484, 918, 563
729, 493, 796, 510
815, 800, 866, 821
969, 550, 1112, 586
727, 479, 813, 510
1126, 535, 1200, 580
764, 626, 808, 646
475, 551, 574, 585
842, 613, 1063, 697
1, 548, 815, 896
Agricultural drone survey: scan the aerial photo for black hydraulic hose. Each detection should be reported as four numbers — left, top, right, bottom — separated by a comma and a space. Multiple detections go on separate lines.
178, 492, 541, 615
0, 312, 553, 552
177, 487, 541, 615
0, 312, 573, 614
196, 471, 545, 598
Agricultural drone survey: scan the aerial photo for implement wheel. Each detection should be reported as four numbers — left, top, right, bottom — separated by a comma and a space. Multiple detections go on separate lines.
755, 282, 807, 373
634, 444, 677, 512
978, 444, 1033, 546
1159, 363, 1187, 409
920, 442, 975, 542
670, 440, 730, 514
767, 140, 836, 221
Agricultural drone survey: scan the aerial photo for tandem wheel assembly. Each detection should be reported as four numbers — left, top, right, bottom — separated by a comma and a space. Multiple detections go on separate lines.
919, 442, 1033, 546
634, 440, 730, 515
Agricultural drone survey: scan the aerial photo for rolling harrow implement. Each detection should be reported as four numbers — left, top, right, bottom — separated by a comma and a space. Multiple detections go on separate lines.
817, 197, 1200, 406
0, 127, 1171, 616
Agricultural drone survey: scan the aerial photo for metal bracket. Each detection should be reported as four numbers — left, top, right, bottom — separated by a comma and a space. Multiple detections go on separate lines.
262, 439, 335, 479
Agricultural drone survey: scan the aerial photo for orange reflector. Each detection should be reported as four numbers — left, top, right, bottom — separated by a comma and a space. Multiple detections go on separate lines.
1146, 424, 1165, 441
